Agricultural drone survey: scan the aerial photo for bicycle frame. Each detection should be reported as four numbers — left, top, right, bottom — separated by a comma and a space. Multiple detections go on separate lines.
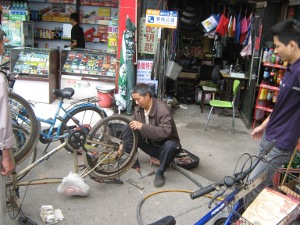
15, 139, 117, 186
37, 98, 106, 141
194, 171, 267, 225
194, 187, 241, 225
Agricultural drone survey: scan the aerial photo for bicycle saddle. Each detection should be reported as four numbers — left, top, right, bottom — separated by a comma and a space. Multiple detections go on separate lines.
148, 216, 176, 225
53, 88, 75, 99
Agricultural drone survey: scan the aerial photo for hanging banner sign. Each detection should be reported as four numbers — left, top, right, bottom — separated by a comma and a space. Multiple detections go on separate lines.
138, 17, 159, 55
137, 60, 158, 92
146, 9, 178, 29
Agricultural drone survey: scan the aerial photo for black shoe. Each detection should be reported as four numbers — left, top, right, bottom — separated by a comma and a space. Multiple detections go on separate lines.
154, 172, 165, 188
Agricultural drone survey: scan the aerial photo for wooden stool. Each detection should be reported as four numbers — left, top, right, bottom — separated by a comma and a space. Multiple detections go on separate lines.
200, 86, 217, 113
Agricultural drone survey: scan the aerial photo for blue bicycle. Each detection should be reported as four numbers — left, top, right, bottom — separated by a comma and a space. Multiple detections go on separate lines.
35, 87, 107, 154
140, 141, 300, 225
3, 63, 107, 178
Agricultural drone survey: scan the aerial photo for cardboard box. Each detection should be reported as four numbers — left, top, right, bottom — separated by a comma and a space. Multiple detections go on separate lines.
238, 187, 300, 225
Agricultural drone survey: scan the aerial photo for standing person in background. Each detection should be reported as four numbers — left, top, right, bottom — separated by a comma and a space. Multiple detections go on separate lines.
68, 13, 85, 48
0, 70, 16, 224
250, 19, 300, 188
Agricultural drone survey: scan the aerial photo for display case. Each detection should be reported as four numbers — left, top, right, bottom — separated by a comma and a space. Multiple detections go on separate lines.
60, 49, 117, 99
10, 47, 59, 103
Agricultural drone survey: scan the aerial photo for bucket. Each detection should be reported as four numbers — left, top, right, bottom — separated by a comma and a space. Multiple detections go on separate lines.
96, 85, 115, 108
166, 60, 182, 80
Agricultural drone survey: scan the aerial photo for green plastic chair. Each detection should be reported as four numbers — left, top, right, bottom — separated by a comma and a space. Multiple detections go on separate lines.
205, 80, 240, 131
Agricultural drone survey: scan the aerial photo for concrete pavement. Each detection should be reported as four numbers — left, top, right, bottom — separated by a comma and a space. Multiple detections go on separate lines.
5, 102, 291, 225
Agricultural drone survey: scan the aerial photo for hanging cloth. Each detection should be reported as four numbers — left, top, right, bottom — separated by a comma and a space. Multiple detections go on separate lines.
235, 12, 241, 44
240, 16, 248, 34
227, 15, 233, 37
232, 16, 236, 37
240, 32, 252, 57
216, 9, 229, 36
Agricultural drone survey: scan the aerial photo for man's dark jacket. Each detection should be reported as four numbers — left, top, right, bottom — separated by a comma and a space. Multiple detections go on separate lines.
132, 98, 180, 146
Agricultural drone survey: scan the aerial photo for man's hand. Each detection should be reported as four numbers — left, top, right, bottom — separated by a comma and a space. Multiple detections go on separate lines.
129, 120, 143, 130
251, 125, 265, 141
1, 149, 15, 176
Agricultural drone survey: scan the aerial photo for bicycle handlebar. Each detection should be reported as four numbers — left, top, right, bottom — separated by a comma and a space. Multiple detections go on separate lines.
190, 140, 276, 200
190, 184, 216, 200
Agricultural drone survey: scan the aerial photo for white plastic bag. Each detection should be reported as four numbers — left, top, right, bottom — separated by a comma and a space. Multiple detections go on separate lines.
57, 172, 90, 196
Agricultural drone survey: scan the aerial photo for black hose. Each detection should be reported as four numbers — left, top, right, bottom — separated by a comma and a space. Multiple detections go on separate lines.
171, 163, 203, 188
137, 198, 146, 225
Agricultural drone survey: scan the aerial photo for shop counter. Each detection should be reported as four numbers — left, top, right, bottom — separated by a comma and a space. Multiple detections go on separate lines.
60, 49, 117, 99
10, 47, 59, 103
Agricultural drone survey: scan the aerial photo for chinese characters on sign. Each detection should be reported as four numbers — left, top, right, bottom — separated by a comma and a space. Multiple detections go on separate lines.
145, 9, 178, 29
137, 60, 158, 92
138, 17, 159, 55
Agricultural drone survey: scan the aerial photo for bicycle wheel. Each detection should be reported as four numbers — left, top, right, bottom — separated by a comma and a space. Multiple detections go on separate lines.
82, 115, 138, 180
9, 92, 40, 163
59, 106, 106, 153
12, 124, 37, 180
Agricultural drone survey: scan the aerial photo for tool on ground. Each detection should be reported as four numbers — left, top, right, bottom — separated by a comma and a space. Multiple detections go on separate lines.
127, 179, 144, 190
17, 216, 37, 225
139, 171, 155, 179
137, 170, 143, 178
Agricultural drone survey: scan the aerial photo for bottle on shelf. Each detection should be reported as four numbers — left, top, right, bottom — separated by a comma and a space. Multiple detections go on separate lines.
277, 69, 284, 85
270, 50, 276, 64
269, 68, 276, 86
267, 48, 274, 63
275, 54, 282, 65
262, 48, 269, 63
263, 68, 270, 84
266, 89, 273, 107
272, 90, 278, 106
259, 87, 267, 100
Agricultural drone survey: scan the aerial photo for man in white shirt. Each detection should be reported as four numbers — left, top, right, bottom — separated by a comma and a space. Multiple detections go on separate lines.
0, 71, 16, 224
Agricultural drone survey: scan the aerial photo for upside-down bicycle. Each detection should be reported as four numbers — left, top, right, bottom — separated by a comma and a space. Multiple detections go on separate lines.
6, 114, 139, 223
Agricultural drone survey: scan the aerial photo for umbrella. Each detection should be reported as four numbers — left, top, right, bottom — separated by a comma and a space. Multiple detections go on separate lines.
117, 17, 136, 115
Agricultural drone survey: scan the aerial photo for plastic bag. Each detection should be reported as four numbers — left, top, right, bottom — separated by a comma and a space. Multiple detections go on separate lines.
57, 172, 90, 196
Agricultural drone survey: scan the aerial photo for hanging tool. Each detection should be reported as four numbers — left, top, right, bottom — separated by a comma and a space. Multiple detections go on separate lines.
139, 171, 155, 179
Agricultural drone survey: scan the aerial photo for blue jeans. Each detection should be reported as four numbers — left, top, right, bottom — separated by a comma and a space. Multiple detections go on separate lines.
246, 133, 294, 201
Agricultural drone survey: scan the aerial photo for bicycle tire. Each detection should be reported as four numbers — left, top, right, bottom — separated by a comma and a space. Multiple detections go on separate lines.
82, 115, 138, 180
213, 218, 226, 225
9, 92, 40, 163
12, 124, 37, 180
59, 105, 106, 153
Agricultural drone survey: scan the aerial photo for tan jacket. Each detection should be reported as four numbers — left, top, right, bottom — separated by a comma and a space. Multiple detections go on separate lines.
133, 98, 180, 145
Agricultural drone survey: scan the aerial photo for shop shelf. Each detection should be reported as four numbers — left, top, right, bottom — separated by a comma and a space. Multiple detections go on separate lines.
35, 37, 71, 41
263, 62, 287, 69
80, 2, 118, 8
34, 37, 107, 43
33, 20, 111, 26
28, 0, 76, 4
259, 83, 280, 91
255, 105, 273, 113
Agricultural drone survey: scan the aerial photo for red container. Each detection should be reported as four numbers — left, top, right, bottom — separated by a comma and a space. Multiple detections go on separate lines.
96, 85, 115, 108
